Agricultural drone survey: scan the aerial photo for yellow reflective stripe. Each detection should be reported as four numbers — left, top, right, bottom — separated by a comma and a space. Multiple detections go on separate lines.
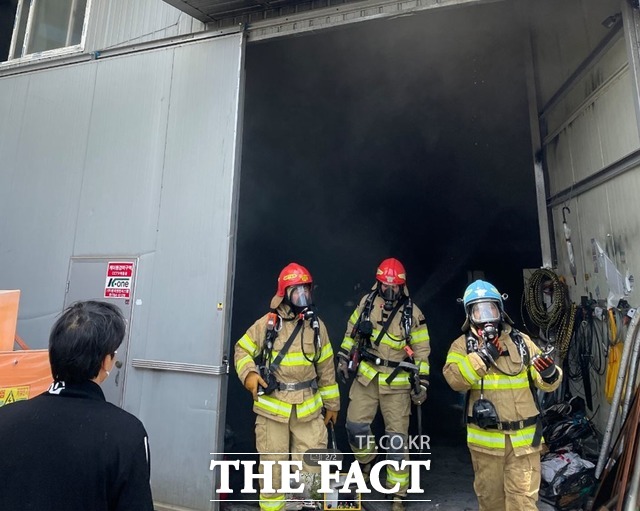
381, 373, 410, 387
386, 467, 410, 485
235, 354, 254, 373
373, 329, 405, 349
510, 425, 537, 448
317, 343, 333, 363
255, 396, 292, 417
238, 334, 259, 357
467, 424, 506, 449
359, 360, 379, 380
470, 375, 529, 390
349, 309, 361, 324
446, 352, 480, 385
352, 441, 376, 461
380, 337, 406, 349
319, 383, 339, 400
341, 337, 356, 352
418, 360, 430, 376
260, 494, 286, 511
411, 328, 430, 343
271, 351, 313, 367
296, 393, 323, 418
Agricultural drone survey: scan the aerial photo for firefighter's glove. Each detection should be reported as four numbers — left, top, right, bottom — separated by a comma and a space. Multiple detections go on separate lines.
337, 352, 350, 384
533, 354, 559, 383
244, 371, 268, 401
478, 338, 500, 369
411, 384, 428, 406
324, 409, 338, 425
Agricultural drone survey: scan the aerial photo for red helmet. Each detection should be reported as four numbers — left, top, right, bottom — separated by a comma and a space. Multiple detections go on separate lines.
376, 258, 406, 285
276, 263, 313, 297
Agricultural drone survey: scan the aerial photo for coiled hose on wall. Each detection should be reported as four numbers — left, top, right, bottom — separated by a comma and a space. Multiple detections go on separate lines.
522, 268, 577, 358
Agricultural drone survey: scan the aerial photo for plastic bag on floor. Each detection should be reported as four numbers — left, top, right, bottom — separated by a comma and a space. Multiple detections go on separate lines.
541, 451, 594, 495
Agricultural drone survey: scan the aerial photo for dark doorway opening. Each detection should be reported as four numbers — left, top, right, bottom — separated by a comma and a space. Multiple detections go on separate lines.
226, 0, 540, 478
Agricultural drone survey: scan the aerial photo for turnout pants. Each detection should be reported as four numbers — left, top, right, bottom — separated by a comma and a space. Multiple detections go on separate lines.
346, 376, 411, 496
255, 407, 328, 511
469, 435, 541, 511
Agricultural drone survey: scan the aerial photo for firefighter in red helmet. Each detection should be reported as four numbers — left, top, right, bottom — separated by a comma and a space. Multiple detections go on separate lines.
337, 258, 430, 511
234, 263, 340, 511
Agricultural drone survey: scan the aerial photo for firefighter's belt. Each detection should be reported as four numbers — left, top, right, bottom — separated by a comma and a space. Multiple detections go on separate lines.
277, 379, 318, 392
360, 351, 401, 367
467, 415, 538, 431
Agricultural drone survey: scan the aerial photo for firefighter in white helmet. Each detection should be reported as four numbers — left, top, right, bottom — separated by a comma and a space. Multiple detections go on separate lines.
234, 263, 340, 511
337, 258, 430, 511
443, 279, 562, 511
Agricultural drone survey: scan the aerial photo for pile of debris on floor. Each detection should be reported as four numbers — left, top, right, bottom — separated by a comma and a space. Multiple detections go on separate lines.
538, 396, 600, 511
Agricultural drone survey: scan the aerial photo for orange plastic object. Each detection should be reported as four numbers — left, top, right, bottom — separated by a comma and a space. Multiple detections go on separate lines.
0, 290, 20, 351
0, 350, 52, 406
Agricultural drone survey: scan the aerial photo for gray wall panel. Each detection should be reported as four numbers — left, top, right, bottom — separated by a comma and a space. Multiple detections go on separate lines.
74, 50, 173, 255
0, 65, 96, 347
144, 35, 242, 364
0, 33, 244, 510
597, 73, 640, 166
86, 0, 205, 52
531, 0, 620, 107
533, 1, 640, 435
133, 33, 244, 510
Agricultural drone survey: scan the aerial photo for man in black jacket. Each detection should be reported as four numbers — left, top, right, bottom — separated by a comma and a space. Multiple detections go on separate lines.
0, 300, 154, 511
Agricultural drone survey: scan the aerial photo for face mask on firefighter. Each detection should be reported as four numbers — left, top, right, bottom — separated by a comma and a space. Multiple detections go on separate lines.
380, 284, 400, 302
288, 284, 312, 307
470, 301, 501, 324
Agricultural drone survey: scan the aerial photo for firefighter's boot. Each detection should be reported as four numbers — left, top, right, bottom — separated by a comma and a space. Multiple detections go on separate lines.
391, 496, 405, 511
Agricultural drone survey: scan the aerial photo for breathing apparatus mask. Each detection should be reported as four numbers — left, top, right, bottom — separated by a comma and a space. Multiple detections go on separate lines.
285, 284, 313, 314
469, 300, 502, 341
379, 283, 402, 311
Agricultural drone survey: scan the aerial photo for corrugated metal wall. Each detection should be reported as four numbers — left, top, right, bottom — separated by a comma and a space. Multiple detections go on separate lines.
86, 0, 205, 51
532, 0, 639, 309
530, 0, 640, 432
0, 33, 244, 511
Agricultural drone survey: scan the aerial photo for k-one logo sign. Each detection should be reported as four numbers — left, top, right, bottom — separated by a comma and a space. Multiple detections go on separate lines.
104, 262, 134, 299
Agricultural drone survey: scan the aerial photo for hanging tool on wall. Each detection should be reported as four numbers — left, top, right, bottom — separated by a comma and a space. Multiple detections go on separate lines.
562, 206, 577, 285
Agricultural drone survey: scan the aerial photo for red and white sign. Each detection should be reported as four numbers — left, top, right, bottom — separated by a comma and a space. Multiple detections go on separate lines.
104, 262, 134, 299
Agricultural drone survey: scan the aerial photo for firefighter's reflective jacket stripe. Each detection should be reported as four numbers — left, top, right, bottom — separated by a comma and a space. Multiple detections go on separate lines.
234, 304, 340, 423
445, 352, 481, 385
259, 493, 286, 511
443, 324, 562, 456
340, 293, 430, 394
467, 423, 537, 450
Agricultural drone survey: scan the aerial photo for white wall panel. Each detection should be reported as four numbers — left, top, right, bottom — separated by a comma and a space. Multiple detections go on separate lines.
567, 106, 604, 183
604, 167, 640, 307
86, 0, 205, 52
545, 130, 575, 194
542, 36, 640, 197
531, 0, 621, 108
596, 71, 640, 166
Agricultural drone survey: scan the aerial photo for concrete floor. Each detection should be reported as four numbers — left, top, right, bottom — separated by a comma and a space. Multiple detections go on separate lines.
221, 442, 557, 511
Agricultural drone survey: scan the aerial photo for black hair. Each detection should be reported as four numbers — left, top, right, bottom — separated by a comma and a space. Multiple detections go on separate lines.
49, 301, 125, 384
